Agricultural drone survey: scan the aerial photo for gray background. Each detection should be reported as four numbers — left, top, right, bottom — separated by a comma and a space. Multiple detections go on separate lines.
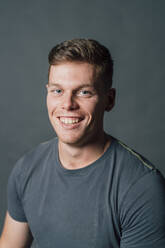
0, 0, 165, 244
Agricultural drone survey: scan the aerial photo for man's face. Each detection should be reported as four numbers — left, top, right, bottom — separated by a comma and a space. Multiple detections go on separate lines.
47, 62, 113, 147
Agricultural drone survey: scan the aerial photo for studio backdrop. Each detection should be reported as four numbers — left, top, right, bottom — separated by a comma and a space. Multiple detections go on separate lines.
0, 1, 165, 241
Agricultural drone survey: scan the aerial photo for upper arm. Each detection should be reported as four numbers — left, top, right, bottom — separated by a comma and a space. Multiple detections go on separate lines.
2, 157, 33, 247
0, 211, 33, 248
120, 171, 165, 248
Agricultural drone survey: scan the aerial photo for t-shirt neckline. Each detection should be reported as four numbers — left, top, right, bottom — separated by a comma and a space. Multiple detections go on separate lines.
54, 137, 115, 176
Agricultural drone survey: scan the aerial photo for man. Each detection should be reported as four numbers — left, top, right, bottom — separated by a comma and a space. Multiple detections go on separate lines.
0, 39, 165, 248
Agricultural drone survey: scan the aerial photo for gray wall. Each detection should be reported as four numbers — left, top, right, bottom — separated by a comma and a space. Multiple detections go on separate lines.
0, 0, 165, 243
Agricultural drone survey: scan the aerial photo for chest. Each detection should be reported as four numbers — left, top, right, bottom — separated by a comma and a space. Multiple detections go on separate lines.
22, 167, 120, 248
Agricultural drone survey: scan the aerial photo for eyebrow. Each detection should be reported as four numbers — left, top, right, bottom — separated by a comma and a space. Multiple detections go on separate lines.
47, 83, 94, 89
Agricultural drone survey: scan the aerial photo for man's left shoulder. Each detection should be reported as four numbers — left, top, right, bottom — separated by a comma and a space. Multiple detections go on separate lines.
110, 138, 165, 194
113, 138, 156, 173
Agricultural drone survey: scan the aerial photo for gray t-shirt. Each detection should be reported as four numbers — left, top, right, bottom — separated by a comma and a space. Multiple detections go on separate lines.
7, 137, 165, 248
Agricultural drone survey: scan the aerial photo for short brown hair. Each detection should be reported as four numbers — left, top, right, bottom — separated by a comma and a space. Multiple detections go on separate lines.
48, 39, 113, 89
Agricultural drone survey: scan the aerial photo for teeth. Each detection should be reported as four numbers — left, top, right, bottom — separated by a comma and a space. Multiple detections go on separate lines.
59, 117, 81, 124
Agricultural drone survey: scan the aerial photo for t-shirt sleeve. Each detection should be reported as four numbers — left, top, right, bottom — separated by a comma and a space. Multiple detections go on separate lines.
120, 170, 165, 248
7, 159, 27, 222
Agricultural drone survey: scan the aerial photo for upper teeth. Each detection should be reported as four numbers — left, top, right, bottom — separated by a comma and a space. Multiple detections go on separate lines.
60, 117, 80, 124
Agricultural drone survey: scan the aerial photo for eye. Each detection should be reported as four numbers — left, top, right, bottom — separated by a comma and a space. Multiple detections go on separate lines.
51, 89, 62, 95
78, 90, 92, 97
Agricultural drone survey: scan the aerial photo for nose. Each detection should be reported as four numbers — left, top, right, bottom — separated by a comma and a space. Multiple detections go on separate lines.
61, 92, 79, 111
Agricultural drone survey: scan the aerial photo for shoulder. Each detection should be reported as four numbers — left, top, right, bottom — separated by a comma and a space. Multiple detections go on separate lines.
111, 138, 156, 181
111, 138, 165, 211
9, 137, 58, 180
109, 137, 165, 203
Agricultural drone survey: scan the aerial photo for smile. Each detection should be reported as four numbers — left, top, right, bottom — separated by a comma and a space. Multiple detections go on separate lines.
59, 117, 83, 124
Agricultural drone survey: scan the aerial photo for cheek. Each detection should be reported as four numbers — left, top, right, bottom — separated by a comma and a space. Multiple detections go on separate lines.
89, 102, 106, 121
84, 100, 101, 119
47, 96, 58, 113
88, 98, 105, 112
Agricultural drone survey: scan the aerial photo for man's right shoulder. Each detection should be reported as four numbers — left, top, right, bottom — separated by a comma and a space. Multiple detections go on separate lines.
11, 137, 58, 177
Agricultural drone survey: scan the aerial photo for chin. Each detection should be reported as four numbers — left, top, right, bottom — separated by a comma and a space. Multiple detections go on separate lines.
53, 122, 97, 146
57, 132, 87, 146
57, 131, 98, 147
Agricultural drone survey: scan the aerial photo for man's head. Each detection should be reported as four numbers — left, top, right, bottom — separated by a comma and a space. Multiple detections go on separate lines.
47, 39, 115, 147
48, 39, 113, 90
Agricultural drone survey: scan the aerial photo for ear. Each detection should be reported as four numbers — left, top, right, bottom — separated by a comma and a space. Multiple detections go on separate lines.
105, 88, 116, 112
45, 84, 49, 92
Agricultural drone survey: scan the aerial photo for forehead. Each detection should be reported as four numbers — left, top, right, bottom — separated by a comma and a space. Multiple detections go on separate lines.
48, 62, 97, 86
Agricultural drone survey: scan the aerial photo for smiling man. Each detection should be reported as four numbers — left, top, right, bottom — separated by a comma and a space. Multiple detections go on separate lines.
0, 39, 165, 248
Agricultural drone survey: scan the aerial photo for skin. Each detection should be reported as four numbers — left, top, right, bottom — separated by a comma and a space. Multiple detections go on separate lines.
0, 212, 33, 247
0, 61, 115, 246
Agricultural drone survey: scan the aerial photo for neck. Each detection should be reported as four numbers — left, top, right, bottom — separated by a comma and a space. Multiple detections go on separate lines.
58, 133, 112, 170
